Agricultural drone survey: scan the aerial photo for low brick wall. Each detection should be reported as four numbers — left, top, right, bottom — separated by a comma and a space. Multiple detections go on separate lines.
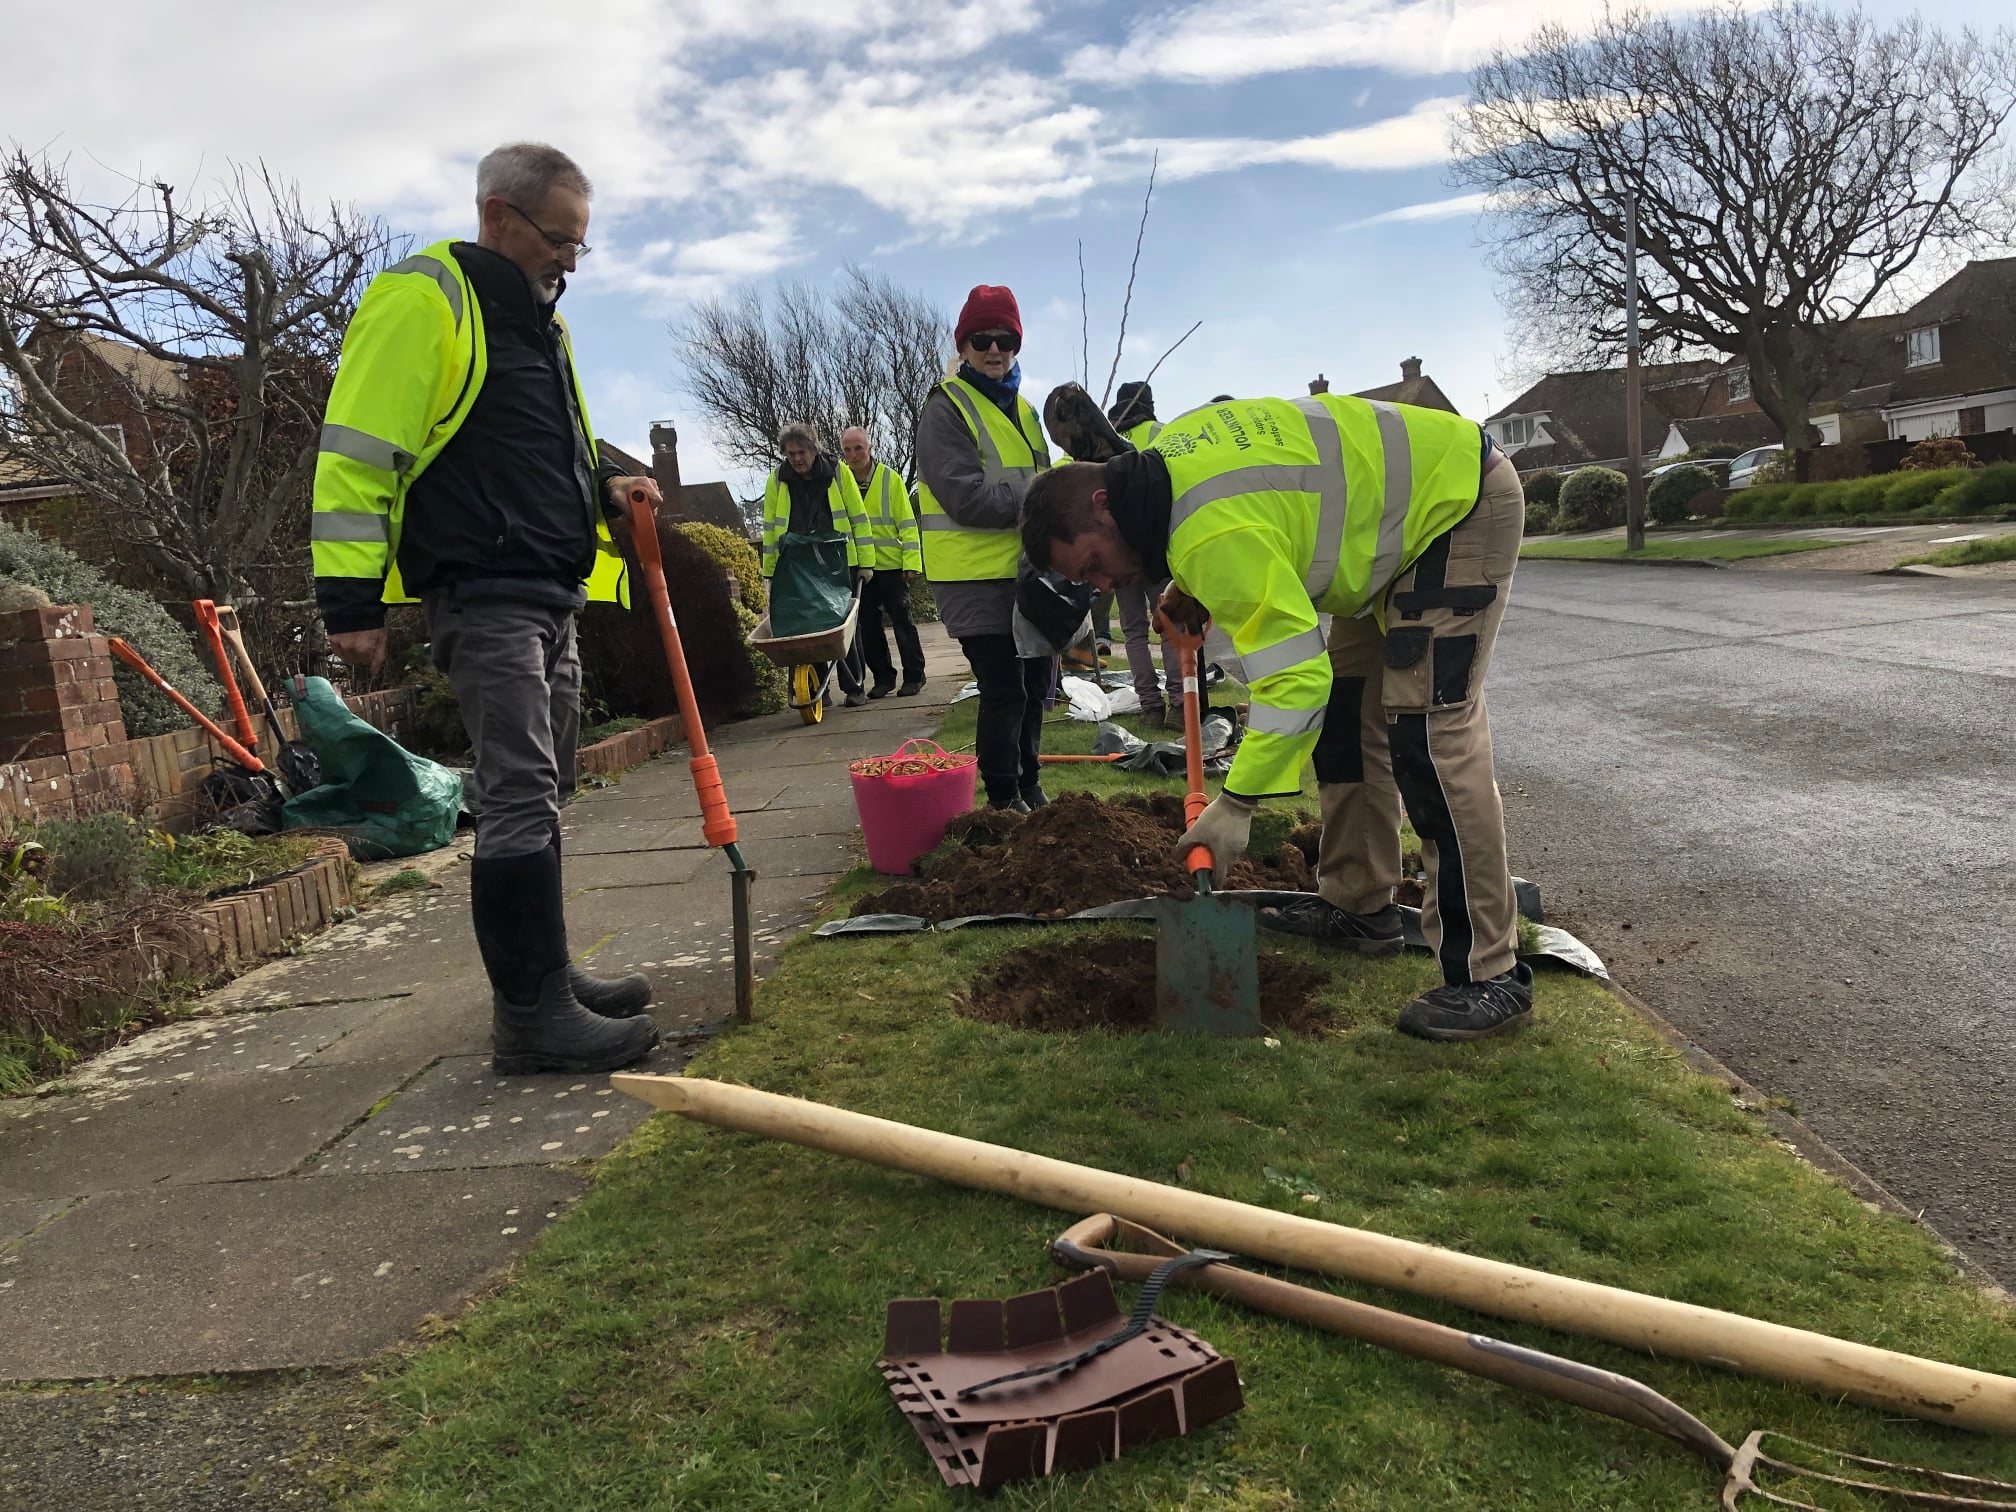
0, 604, 138, 822
180, 837, 355, 973
576, 714, 685, 779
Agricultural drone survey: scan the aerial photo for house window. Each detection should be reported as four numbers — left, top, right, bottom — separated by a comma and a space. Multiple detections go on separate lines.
1906, 326, 1942, 368
1726, 368, 1750, 402
1497, 415, 1537, 446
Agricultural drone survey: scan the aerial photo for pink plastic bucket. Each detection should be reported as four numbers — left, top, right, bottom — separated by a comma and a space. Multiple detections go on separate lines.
849, 738, 978, 876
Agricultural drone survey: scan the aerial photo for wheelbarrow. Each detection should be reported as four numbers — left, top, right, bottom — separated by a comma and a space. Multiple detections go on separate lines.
749, 585, 862, 726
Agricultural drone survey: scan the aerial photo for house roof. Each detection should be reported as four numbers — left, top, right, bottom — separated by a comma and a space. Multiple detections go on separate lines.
25, 326, 190, 401
1902, 258, 2016, 327
1663, 413, 1781, 453
1488, 363, 1722, 469
1354, 374, 1456, 412
1880, 260, 2016, 407
596, 439, 651, 476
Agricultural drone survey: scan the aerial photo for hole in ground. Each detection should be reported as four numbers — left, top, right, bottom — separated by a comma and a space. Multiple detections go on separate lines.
961, 937, 1331, 1035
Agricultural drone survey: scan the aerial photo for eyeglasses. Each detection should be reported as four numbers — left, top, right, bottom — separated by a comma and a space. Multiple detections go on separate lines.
504, 202, 591, 260
966, 331, 1020, 353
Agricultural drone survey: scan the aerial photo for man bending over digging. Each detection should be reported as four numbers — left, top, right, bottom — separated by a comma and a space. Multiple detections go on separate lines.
1020, 394, 1530, 1043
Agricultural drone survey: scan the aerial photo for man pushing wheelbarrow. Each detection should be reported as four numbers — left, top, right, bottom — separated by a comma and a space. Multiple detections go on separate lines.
755, 421, 872, 726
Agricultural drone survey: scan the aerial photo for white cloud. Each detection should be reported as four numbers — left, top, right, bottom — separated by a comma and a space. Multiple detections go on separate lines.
1145, 96, 1462, 180
1345, 189, 1495, 227
1071, 0, 1701, 84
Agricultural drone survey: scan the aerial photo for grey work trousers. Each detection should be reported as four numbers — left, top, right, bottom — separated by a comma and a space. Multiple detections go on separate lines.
1114, 579, 1180, 715
425, 593, 580, 860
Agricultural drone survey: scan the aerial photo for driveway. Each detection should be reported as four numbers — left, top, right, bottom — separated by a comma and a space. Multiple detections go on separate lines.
1489, 562, 2016, 1283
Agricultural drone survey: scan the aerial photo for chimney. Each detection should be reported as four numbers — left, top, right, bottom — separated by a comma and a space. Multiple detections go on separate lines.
649, 422, 682, 512
1308, 373, 1330, 395
1400, 356, 1422, 382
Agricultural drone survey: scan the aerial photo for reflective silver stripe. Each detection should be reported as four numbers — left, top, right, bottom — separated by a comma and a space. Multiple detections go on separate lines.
311, 511, 389, 543
917, 515, 1004, 532
319, 423, 413, 475
1293, 398, 1351, 602
389, 254, 464, 328
941, 384, 1045, 491
857, 536, 901, 550
1247, 701, 1326, 738
1241, 626, 1328, 682
1364, 400, 1414, 598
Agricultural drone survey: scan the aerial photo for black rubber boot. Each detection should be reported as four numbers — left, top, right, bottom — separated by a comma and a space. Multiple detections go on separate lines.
568, 965, 653, 1018
492, 967, 660, 1075
1019, 783, 1050, 810
471, 847, 659, 1074
1396, 963, 1534, 1042
1258, 896, 1405, 956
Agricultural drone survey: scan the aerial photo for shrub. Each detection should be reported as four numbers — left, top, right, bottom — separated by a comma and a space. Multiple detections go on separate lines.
1883, 467, 1972, 513
38, 812, 147, 903
1927, 462, 2016, 516
1776, 489, 1815, 519
676, 522, 766, 615
0, 518, 219, 738
1523, 500, 1557, 535
907, 576, 939, 624
1807, 482, 1852, 517
1521, 469, 1563, 508
1841, 476, 1896, 515
1669, 443, 1742, 462
1898, 436, 1983, 472
733, 602, 787, 715
1555, 468, 1627, 532
1648, 464, 1713, 525
1752, 450, 1797, 485
403, 658, 471, 763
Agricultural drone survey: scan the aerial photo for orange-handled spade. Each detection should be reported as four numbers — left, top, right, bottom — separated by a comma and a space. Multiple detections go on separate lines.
627, 485, 758, 1022
1149, 608, 1262, 1036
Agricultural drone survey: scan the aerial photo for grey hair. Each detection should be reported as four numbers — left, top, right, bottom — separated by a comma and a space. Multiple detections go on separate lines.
476, 143, 593, 214
777, 421, 819, 453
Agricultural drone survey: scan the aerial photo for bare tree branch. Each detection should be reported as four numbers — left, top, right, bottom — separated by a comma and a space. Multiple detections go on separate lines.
1141, 320, 1203, 389
1453, 4, 2016, 446
672, 266, 950, 488
1101, 152, 1158, 408
1077, 239, 1089, 388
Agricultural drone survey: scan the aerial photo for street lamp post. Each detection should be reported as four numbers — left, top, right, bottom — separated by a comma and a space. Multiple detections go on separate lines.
1624, 193, 1646, 552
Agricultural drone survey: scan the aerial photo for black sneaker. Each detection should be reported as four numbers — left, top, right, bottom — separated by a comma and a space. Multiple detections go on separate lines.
1257, 896, 1404, 956
1397, 964, 1534, 1042
989, 796, 1032, 814
844, 691, 869, 708
868, 680, 897, 700
897, 679, 925, 697
1019, 784, 1049, 810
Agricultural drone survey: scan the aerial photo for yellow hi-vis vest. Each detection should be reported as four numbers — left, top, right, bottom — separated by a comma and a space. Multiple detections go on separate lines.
760, 463, 869, 577
852, 461, 922, 572
310, 240, 630, 608
1153, 395, 1486, 798
1121, 418, 1161, 449
915, 377, 1049, 581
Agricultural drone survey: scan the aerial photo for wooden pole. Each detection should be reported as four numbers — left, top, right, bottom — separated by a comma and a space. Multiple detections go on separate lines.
1624, 193, 1647, 552
611, 1075, 2016, 1435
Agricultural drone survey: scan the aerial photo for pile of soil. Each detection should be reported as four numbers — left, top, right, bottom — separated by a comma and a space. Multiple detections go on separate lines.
855, 791, 1313, 921
1284, 820, 1425, 907
963, 937, 1331, 1035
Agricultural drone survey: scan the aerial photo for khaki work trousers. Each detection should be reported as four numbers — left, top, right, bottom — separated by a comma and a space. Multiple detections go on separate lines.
1313, 455, 1524, 984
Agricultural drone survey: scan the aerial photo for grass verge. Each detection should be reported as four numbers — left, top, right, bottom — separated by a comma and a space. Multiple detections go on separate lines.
1899, 534, 2016, 568
342, 699, 2016, 1511
1521, 536, 1850, 563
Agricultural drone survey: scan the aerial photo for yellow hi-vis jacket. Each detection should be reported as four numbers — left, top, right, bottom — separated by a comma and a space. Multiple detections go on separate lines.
760, 463, 869, 577
1152, 395, 1486, 799
310, 240, 630, 608
915, 377, 1049, 581
1121, 418, 1162, 449
852, 461, 923, 572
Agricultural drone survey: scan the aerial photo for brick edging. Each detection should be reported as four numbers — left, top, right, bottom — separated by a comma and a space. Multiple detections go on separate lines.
179, 837, 355, 974
575, 714, 685, 779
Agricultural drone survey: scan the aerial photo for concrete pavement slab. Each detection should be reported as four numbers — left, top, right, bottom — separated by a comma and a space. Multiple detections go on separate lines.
201, 884, 477, 1013
0, 1166, 587, 1379
562, 846, 720, 890
0, 1196, 72, 1246
0, 1061, 415, 1202
313, 1056, 650, 1175
562, 801, 862, 855
65, 1000, 390, 1093
566, 766, 794, 817
298, 990, 486, 1071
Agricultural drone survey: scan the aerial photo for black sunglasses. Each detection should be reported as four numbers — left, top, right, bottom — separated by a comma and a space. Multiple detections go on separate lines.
967, 331, 1020, 353
504, 201, 591, 260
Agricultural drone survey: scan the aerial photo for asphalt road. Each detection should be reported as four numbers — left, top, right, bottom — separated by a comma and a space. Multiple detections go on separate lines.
1488, 561, 2015, 1284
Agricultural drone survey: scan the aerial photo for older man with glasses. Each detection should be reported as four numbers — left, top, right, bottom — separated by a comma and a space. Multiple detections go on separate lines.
914, 285, 1054, 811
311, 141, 661, 1077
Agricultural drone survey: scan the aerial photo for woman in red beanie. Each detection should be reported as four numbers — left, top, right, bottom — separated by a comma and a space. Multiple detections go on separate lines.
913, 285, 1055, 811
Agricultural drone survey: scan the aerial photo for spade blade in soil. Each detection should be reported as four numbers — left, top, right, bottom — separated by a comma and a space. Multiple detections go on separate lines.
1154, 893, 1263, 1036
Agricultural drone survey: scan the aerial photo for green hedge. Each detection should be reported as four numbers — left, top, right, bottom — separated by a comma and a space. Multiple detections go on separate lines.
1522, 469, 1563, 508
1556, 467, 1627, 532
0, 518, 220, 738
1724, 466, 2014, 523
1648, 464, 1714, 525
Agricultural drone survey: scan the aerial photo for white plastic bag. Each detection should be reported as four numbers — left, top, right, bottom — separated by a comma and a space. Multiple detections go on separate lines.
1059, 676, 1112, 722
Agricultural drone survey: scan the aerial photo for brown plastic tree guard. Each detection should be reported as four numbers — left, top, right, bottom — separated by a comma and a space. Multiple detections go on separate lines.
610, 1076, 2016, 1436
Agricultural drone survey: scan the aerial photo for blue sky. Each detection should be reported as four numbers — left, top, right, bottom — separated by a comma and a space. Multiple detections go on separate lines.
8, 0, 2009, 495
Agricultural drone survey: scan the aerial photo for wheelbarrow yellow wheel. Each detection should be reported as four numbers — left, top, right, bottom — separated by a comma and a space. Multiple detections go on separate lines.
792, 664, 824, 725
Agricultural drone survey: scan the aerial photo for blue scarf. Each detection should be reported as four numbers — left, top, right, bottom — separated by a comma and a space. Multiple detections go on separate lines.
958, 359, 1022, 420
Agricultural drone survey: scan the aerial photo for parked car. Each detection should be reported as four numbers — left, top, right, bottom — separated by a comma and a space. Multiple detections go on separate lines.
1726, 445, 1784, 489
1649, 457, 1734, 481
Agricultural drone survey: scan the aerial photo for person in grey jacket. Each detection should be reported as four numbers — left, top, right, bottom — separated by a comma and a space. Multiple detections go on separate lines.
914, 284, 1055, 811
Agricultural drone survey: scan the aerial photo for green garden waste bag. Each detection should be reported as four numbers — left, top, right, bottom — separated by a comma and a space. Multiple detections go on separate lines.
279, 675, 465, 860
768, 531, 853, 638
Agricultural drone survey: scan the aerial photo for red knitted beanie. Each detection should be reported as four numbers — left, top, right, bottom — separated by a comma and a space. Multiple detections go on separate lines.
954, 284, 1022, 348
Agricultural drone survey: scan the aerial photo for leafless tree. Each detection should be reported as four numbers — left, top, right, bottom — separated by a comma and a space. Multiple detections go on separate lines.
674, 264, 949, 489
1453, 4, 2016, 446
0, 149, 398, 612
